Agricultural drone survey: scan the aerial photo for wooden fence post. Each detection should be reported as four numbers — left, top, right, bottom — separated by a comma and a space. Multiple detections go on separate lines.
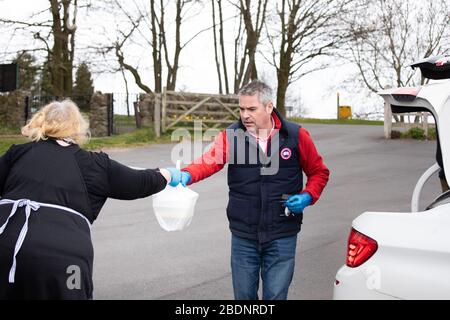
384, 101, 392, 139
106, 93, 114, 136
134, 100, 141, 129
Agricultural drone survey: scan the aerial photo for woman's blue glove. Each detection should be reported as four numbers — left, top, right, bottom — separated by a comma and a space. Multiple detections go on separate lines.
285, 193, 312, 214
166, 168, 191, 187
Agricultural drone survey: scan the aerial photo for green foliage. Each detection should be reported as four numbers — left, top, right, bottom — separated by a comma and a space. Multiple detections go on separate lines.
410, 127, 425, 140
400, 127, 437, 140
73, 62, 94, 112
13, 52, 39, 93
428, 128, 437, 140
39, 59, 54, 97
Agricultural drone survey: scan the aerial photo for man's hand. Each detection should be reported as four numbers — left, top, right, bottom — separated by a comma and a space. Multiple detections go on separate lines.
285, 193, 312, 214
166, 168, 191, 187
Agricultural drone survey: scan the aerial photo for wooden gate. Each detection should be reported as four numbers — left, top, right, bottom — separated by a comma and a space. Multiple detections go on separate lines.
161, 88, 240, 133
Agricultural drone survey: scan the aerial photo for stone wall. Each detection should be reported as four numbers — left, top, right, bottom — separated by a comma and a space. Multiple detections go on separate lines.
90, 92, 111, 137
0, 90, 29, 129
136, 93, 155, 127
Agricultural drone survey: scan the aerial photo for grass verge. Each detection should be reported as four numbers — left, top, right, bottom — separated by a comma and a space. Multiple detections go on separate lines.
84, 127, 172, 151
0, 127, 173, 155
289, 117, 383, 125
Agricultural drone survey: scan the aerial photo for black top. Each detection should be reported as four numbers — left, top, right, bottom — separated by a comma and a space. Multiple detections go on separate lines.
0, 139, 167, 223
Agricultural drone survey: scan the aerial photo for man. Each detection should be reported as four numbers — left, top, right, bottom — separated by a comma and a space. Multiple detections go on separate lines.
168, 80, 329, 300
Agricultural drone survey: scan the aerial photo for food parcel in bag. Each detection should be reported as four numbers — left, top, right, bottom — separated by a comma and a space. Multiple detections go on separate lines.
152, 163, 199, 231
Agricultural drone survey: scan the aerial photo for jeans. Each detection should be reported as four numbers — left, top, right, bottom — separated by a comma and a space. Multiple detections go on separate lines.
231, 234, 298, 300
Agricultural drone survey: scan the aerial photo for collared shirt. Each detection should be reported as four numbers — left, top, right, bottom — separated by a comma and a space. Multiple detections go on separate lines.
247, 117, 275, 154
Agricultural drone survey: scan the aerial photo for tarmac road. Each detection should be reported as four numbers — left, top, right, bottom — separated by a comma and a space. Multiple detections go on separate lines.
91, 123, 440, 300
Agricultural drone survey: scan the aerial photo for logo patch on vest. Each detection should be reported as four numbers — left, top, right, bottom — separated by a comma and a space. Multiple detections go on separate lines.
280, 148, 292, 160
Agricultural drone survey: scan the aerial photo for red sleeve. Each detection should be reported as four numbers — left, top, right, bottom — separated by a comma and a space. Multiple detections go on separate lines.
181, 130, 228, 184
298, 127, 330, 205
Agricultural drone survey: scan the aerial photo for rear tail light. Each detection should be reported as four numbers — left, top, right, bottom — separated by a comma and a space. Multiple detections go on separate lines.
346, 228, 378, 268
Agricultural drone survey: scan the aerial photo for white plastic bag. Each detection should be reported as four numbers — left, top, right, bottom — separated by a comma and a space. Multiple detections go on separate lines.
152, 162, 199, 231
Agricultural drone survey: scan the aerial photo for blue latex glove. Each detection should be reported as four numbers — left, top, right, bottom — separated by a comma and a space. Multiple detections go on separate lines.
166, 168, 191, 187
180, 171, 191, 186
285, 193, 312, 214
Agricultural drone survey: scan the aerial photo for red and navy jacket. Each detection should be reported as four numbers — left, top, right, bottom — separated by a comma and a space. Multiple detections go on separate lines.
182, 108, 330, 243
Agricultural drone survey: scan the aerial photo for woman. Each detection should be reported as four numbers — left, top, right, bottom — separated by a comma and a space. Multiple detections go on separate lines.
0, 100, 173, 299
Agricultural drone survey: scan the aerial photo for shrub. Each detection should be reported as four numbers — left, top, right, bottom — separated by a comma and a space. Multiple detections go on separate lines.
428, 128, 437, 140
409, 127, 425, 140
399, 127, 436, 140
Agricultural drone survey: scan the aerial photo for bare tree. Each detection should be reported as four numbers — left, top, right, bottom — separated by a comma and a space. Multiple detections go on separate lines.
338, 0, 449, 121
232, 0, 268, 92
344, 0, 450, 93
264, 0, 352, 116
110, 0, 205, 94
0, 0, 92, 96
109, 1, 153, 93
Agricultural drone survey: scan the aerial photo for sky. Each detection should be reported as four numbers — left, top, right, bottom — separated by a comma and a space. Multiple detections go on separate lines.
0, 0, 385, 119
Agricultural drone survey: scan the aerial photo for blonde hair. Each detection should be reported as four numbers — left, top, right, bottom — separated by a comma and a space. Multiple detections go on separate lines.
21, 99, 90, 145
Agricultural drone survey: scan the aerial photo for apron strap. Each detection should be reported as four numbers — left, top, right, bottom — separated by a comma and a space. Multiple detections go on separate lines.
0, 198, 90, 283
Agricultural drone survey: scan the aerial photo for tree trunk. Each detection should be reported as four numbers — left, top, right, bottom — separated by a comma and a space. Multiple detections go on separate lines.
275, 0, 295, 117
166, 0, 182, 91
62, 0, 74, 96
212, 0, 223, 94
115, 45, 153, 94
49, 0, 64, 96
276, 66, 289, 116
218, 0, 229, 94
49, 0, 76, 97
150, 0, 162, 93
233, 15, 244, 93
234, 0, 267, 92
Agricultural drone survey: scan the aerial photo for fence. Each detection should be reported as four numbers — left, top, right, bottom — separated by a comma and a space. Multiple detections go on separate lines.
160, 88, 240, 133
1, 89, 241, 138
0, 92, 143, 136
384, 102, 435, 139
109, 93, 141, 134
